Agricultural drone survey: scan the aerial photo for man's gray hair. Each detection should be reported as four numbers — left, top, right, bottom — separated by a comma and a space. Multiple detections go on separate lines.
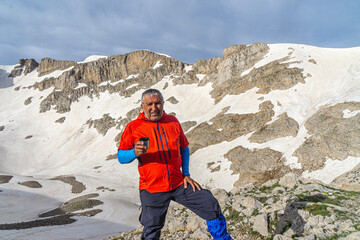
141, 89, 164, 104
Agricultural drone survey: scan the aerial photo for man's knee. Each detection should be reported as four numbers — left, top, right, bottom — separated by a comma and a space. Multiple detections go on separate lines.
181, 187, 222, 220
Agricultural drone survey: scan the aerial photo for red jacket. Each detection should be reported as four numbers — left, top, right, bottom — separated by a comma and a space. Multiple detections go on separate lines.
118, 112, 189, 193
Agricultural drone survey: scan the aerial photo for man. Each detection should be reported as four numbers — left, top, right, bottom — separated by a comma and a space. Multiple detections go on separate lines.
117, 89, 232, 240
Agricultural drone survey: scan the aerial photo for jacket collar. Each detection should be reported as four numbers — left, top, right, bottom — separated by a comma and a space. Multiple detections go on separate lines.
137, 111, 167, 123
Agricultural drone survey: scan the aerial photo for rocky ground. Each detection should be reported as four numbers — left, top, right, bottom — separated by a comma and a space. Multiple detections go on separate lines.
105, 173, 360, 240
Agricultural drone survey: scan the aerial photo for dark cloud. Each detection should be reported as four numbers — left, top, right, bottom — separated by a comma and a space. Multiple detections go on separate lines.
0, 0, 359, 65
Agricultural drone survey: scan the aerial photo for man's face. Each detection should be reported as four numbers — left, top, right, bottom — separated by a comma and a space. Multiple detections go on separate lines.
141, 94, 164, 122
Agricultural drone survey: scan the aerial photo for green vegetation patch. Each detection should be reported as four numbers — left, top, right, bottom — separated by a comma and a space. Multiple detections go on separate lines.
259, 183, 281, 193
305, 203, 331, 217
226, 207, 242, 221
296, 193, 326, 203
251, 208, 260, 216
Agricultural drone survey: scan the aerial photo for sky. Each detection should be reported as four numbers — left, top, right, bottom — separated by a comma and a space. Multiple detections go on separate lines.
0, 0, 359, 65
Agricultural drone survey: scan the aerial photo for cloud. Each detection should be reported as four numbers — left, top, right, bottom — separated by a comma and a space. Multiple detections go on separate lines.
0, 0, 359, 65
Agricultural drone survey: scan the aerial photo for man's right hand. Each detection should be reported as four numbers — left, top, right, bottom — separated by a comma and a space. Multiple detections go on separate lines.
134, 140, 147, 156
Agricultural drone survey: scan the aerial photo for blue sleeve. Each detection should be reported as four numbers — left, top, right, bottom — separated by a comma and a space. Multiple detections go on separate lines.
181, 146, 190, 176
117, 149, 137, 164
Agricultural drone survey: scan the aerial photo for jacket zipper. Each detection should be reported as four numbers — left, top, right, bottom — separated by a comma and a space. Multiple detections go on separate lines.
157, 122, 171, 191
162, 126, 172, 159
153, 128, 163, 162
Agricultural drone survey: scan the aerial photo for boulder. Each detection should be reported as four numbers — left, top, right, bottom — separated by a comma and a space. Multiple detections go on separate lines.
252, 214, 269, 237
279, 172, 299, 189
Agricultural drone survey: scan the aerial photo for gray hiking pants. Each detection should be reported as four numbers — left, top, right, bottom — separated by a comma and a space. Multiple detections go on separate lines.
139, 183, 221, 240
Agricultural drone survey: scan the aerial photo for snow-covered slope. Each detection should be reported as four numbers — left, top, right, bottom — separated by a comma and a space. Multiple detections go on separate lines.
0, 44, 360, 240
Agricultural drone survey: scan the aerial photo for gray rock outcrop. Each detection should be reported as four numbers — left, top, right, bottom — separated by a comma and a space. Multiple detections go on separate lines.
18, 181, 42, 188
187, 101, 275, 154
225, 146, 291, 186
249, 113, 299, 143
0, 175, 13, 184
35, 50, 184, 113
294, 102, 360, 172
9, 59, 39, 77
50, 176, 86, 194
87, 114, 116, 136
37, 58, 76, 76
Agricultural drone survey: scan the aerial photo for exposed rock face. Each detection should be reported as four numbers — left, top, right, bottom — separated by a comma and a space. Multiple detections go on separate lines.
193, 57, 221, 74
9, 62, 23, 77
9, 59, 39, 77
24, 59, 39, 75
186, 101, 274, 153
24, 97, 33, 105
87, 114, 116, 136
196, 43, 269, 85
194, 43, 305, 102
180, 121, 197, 132
294, 102, 360, 171
224, 146, 291, 186
193, 42, 304, 104
166, 96, 179, 104
18, 181, 42, 188
0, 175, 13, 184
50, 176, 86, 194
55, 117, 66, 123
39, 87, 92, 113
220, 43, 270, 77
37, 58, 76, 77
209, 57, 306, 103
36, 50, 184, 113
249, 113, 299, 143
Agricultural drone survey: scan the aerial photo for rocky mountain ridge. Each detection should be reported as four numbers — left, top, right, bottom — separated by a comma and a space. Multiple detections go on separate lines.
6, 43, 359, 190
1, 42, 360, 240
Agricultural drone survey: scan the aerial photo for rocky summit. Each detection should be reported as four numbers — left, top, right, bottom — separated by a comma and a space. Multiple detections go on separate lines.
0, 43, 360, 240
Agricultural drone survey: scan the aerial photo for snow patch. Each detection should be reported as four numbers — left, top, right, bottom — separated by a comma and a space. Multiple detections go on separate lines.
75, 83, 87, 89
153, 60, 163, 69
343, 109, 360, 118
78, 55, 107, 64
196, 74, 206, 81
302, 157, 360, 184
184, 65, 193, 72
126, 74, 139, 80
126, 83, 139, 90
